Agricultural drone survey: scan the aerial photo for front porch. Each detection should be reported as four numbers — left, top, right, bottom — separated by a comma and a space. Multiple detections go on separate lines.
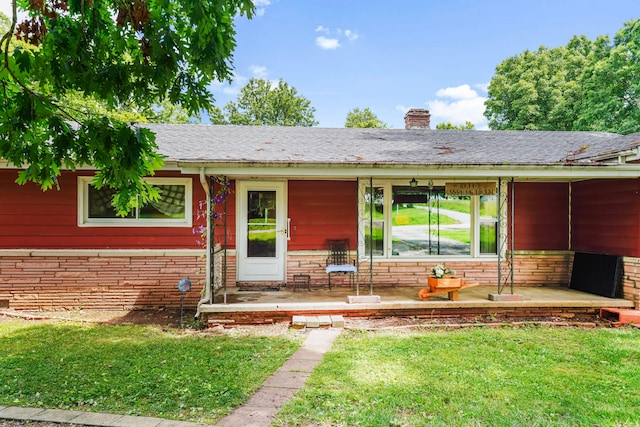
198, 285, 634, 326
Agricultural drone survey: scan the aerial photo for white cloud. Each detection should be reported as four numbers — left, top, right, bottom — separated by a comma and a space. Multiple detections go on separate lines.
426, 84, 489, 129
316, 36, 341, 50
249, 65, 269, 79
209, 71, 249, 96
253, 0, 271, 16
342, 29, 360, 42
210, 67, 281, 98
436, 84, 479, 100
474, 82, 489, 93
314, 26, 359, 50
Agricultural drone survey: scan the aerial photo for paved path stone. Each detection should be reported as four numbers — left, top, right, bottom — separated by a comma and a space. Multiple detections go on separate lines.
215, 328, 342, 427
0, 405, 208, 426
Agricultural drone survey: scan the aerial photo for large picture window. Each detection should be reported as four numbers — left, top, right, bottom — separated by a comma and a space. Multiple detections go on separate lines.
360, 181, 497, 258
78, 177, 192, 226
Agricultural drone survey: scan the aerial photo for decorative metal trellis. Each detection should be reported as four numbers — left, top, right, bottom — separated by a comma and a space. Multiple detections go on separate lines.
356, 177, 375, 296
209, 175, 229, 304
497, 177, 515, 294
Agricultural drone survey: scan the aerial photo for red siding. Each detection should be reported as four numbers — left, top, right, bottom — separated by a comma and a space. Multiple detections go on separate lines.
513, 183, 569, 251
212, 180, 237, 248
572, 179, 640, 257
288, 180, 357, 250
0, 169, 206, 249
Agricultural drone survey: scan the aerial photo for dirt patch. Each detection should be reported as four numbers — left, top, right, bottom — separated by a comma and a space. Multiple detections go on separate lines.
343, 314, 607, 331
1, 308, 608, 334
0, 308, 190, 327
0, 308, 297, 337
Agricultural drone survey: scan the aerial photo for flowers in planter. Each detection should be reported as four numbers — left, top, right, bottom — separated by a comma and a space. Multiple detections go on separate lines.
430, 264, 455, 278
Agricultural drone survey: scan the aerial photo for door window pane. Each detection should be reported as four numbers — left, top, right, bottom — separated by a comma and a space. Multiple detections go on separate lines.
247, 190, 276, 257
364, 186, 384, 256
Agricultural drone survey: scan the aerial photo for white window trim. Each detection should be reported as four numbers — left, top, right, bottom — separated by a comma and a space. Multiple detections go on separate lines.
77, 177, 193, 227
358, 179, 497, 260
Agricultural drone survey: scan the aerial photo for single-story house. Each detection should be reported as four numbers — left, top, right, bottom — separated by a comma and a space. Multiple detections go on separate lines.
2, 109, 640, 322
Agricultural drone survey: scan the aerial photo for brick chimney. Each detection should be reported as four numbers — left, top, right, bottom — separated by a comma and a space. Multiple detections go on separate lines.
404, 108, 431, 129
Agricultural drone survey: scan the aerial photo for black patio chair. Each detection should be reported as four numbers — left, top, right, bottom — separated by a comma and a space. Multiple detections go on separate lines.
325, 239, 357, 290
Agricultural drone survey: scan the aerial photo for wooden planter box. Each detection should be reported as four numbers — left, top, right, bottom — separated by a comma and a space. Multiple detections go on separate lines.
428, 276, 462, 291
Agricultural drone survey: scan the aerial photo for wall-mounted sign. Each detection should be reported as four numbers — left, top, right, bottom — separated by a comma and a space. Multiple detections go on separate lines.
445, 182, 496, 196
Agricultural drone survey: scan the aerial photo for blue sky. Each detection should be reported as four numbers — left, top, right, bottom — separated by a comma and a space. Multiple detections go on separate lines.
1, 0, 637, 129
209, 0, 639, 129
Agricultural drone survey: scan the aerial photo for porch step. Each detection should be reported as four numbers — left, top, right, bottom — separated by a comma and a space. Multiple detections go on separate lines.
600, 308, 640, 326
292, 315, 344, 329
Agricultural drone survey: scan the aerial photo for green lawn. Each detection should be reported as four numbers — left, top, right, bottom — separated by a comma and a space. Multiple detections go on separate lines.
429, 229, 471, 244
4, 321, 638, 427
276, 326, 640, 427
438, 199, 471, 214
392, 206, 458, 226
0, 321, 301, 424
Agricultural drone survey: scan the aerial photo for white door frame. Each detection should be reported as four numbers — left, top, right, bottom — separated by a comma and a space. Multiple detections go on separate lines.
236, 181, 287, 282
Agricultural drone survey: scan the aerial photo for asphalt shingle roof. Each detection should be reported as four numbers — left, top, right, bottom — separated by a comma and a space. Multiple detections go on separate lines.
144, 124, 639, 166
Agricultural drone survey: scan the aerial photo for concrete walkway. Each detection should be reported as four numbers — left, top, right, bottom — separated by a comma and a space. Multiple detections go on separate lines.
0, 328, 342, 427
216, 328, 341, 427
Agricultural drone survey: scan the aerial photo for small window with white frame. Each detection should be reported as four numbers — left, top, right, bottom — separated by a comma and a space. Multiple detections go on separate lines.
78, 177, 192, 227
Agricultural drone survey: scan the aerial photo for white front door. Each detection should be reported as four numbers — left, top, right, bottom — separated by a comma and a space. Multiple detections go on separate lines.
237, 181, 287, 282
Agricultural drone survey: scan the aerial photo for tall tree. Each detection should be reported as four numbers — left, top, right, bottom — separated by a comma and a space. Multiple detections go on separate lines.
1, 0, 253, 214
345, 107, 388, 128
578, 19, 640, 134
214, 78, 318, 126
484, 32, 618, 132
436, 121, 475, 130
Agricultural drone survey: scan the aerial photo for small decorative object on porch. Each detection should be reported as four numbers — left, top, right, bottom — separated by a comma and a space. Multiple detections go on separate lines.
419, 263, 480, 301
428, 264, 461, 291
430, 263, 455, 278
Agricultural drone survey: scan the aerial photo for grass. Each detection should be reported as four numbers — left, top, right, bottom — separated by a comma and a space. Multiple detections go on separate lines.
0, 321, 301, 424
430, 229, 471, 244
438, 199, 471, 214
392, 206, 458, 226
5, 321, 638, 426
276, 326, 640, 427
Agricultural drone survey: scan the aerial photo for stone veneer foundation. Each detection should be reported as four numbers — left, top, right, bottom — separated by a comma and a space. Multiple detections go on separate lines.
2, 249, 638, 311
0, 250, 206, 311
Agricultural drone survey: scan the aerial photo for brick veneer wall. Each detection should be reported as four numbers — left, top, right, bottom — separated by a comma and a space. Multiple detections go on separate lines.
622, 257, 640, 309
513, 251, 572, 287
5, 249, 629, 311
285, 250, 573, 289
0, 250, 205, 311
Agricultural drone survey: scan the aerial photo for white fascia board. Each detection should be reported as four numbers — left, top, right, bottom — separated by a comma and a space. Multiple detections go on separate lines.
589, 147, 640, 164
1, 160, 183, 173
177, 162, 640, 181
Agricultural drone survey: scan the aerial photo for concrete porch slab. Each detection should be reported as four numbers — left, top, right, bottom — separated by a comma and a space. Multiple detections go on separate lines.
201, 285, 635, 325
488, 293, 524, 301
347, 295, 381, 304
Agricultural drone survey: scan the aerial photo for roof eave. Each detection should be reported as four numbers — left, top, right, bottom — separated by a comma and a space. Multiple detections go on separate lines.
176, 161, 640, 180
